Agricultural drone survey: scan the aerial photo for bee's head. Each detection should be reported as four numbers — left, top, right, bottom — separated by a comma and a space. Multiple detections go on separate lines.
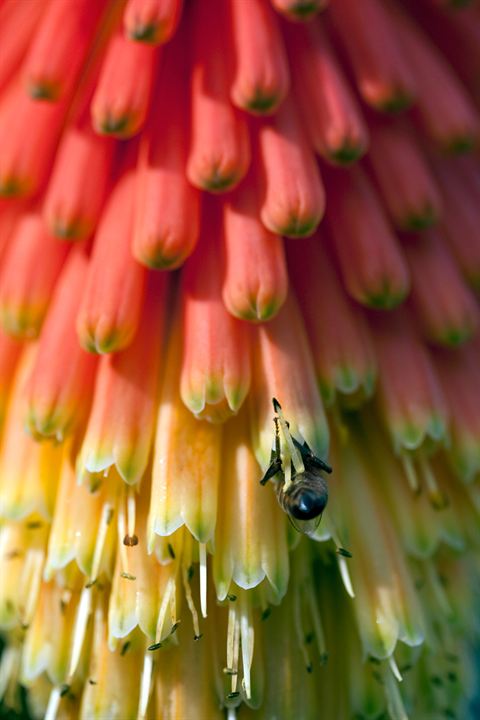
285, 475, 328, 521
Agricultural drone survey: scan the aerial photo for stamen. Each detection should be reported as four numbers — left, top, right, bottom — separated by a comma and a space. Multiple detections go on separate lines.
305, 580, 328, 663
182, 565, 201, 641
124, 486, 138, 546
337, 555, 355, 599
294, 586, 312, 673
227, 604, 241, 694
199, 542, 208, 618
155, 577, 175, 643
382, 663, 408, 720
44, 685, 62, 720
117, 490, 134, 577
89, 501, 114, 584
419, 456, 448, 509
401, 454, 420, 494
240, 593, 254, 700
67, 586, 92, 680
232, 611, 241, 693
389, 655, 403, 683
137, 650, 154, 720
20, 549, 44, 627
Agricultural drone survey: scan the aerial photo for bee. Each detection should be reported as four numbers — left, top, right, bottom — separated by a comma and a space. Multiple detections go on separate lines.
260, 398, 332, 534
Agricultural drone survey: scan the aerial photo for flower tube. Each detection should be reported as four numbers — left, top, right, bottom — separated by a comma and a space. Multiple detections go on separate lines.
222, 173, 288, 322
187, 0, 250, 192
180, 202, 251, 423
229, 0, 290, 114
77, 167, 147, 354
123, 0, 183, 45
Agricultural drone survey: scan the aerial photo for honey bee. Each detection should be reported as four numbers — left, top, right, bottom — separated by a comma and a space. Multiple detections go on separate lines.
260, 398, 332, 534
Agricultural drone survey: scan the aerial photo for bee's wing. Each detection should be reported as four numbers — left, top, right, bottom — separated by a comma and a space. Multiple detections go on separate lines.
287, 513, 322, 538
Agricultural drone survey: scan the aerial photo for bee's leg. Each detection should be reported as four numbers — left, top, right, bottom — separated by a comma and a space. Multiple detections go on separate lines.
293, 437, 333, 474
260, 416, 282, 485
260, 459, 282, 485
310, 455, 333, 474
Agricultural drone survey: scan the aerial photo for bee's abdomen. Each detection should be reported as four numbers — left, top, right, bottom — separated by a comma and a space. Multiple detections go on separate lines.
279, 472, 329, 521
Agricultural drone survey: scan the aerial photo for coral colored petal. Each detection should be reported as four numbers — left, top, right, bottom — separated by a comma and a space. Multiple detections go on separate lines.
77, 169, 147, 354
284, 20, 369, 163
22, 0, 105, 101
222, 177, 288, 322
251, 291, 330, 468
0, 81, 67, 197
271, 0, 328, 21
26, 248, 98, 441
43, 127, 114, 240
150, 321, 221, 543
0, 349, 63, 521
431, 156, 480, 290
434, 339, 480, 482
181, 202, 251, 422
214, 410, 289, 600
0, 214, 69, 338
187, 0, 250, 192
403, 230, 479, 346
367, 122, 442, 231
78, 272, 168, 485
288, 233, 376, 407
255, 95, 325, 238
0, 329, 22, 429
133, 38, 200, 269
324, 165, 410, 309
229, 0, 290, 115
369, 308, 448, 453
124, 0, 183, 45
328, 0, 416, 111
91, 32, 159, 138
0, 0, 45, 94
391, 4, 480, 151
